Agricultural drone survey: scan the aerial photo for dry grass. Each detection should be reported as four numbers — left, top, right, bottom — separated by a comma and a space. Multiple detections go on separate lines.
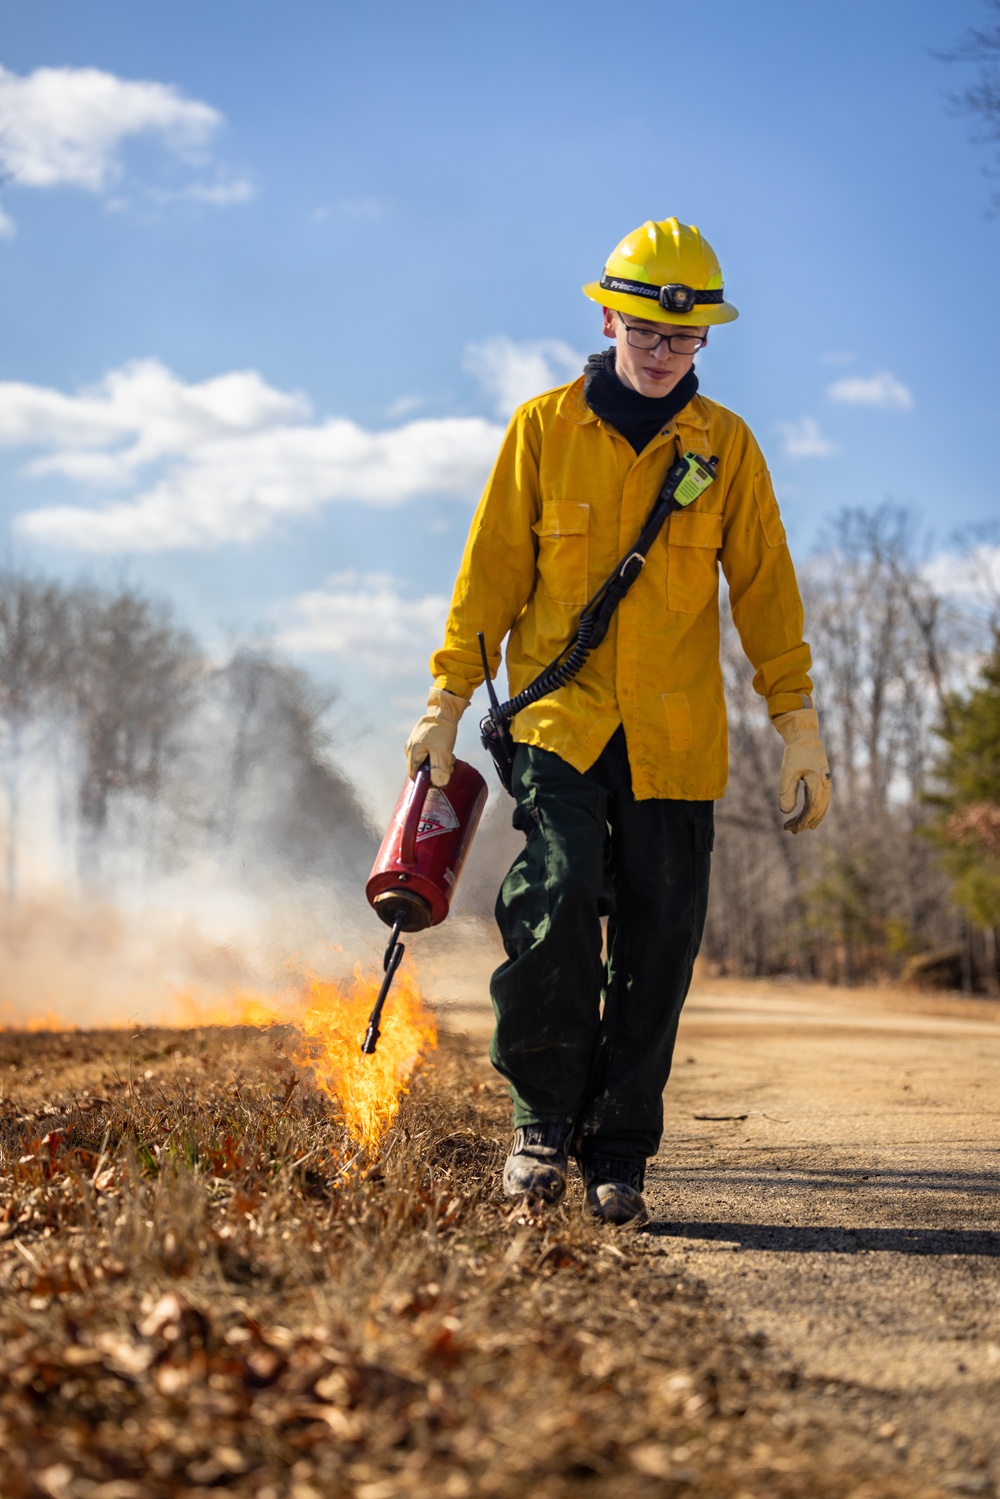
0, 1023, 933, 1499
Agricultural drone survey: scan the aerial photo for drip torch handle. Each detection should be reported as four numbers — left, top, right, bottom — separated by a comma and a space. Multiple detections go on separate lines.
400, 761, 431, 866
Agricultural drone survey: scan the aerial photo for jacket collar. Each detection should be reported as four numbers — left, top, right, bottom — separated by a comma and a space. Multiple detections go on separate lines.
557, 376, 710, 431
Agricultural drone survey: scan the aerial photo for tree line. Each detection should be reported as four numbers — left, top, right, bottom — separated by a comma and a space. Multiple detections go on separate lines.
705, 507, 1000, 993
1, 522, 997, 994
0, 573, 374, 907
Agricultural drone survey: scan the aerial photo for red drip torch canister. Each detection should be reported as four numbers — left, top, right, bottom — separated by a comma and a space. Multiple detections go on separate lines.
366, 758, 489, 935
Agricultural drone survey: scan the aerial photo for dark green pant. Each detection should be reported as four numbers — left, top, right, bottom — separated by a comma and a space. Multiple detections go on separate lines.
490, 727, 713, 1166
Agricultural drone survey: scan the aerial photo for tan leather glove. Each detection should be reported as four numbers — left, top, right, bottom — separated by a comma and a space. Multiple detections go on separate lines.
773, 708, 831, 834
405, 688, 469, 787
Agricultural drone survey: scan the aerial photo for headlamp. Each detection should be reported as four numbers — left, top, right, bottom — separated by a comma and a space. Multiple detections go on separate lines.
659, 283, 697, 313
599, 274, 725, 311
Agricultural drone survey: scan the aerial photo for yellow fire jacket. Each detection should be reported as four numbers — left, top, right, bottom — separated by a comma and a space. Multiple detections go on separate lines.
430, 377, 814, 801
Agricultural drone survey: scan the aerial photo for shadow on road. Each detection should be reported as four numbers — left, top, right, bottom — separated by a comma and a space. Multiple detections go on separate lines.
646, 1220, 1000, 1256
650, 1166, 1000, 1197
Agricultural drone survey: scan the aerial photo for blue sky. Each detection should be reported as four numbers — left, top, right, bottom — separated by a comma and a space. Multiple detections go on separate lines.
0, 0, 997, 812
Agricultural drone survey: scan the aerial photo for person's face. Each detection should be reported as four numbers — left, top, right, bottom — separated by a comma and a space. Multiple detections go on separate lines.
602, 308, 708, 398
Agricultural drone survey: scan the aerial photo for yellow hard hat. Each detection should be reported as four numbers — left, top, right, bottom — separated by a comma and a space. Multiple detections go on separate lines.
583, 218, 739, 326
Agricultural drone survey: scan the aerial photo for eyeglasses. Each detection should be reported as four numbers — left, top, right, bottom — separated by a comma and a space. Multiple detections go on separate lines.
616, 314, 707, 356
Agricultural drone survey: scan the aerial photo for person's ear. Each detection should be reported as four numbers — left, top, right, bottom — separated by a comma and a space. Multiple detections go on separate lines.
602, 306, 617, 338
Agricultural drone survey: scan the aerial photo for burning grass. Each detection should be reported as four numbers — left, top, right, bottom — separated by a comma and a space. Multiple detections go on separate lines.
170, 965, 438, 1151
1, 1021, 929, 1499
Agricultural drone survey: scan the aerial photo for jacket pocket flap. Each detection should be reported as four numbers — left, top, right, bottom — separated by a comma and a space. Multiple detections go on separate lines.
668, 510, 723, 549
533, 501, 591, 537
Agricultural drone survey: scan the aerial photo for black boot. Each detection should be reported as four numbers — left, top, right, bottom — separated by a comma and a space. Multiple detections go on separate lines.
502, 1122, 573, 1204
582, 1156, 648, 1226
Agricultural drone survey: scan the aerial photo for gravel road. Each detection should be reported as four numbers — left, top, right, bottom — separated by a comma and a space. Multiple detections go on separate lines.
424, 941, 1000, 1496
642, 980, 1000, 1493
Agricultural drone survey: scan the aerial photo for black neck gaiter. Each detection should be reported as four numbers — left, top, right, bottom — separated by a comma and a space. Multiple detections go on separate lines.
583, 348, 699, 454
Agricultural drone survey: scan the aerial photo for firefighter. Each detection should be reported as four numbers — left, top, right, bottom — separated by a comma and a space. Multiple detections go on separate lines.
405, 218, 830, 1225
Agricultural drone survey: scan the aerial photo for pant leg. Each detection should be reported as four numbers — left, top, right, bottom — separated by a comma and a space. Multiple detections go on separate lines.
577, 731, 714, 1163
489, 740, 612, 1126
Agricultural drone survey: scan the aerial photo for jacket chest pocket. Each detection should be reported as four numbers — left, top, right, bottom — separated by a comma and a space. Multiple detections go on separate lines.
533, 501, 591, 606
666, 510, 723, 614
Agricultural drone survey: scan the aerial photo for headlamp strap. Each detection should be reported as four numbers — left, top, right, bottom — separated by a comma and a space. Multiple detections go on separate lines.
600, 274, 724, 314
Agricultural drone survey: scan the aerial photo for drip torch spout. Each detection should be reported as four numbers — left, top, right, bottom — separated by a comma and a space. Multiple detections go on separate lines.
361, 909, 407, 1055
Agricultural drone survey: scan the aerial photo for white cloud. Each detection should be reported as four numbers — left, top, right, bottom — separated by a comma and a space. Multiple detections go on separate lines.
386, 394, 424, 419
821, 351, 854, 366
0, 201, 14, 238
923, 544, 1000, 603
154, 177, 256, 207
1, 359, 308, 472
273, 571, 448, 674
465, 336, 585, 419
1, 359, 503, 553
313, 197, 389, 223
0, 63, 251, 225
827, 370, 913, 411
774, 416, 838, 460
334, 196, 388, 219
0, 63, 218, 189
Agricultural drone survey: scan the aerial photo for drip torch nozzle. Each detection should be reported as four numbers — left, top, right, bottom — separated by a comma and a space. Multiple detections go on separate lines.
361, 910, 407, 1055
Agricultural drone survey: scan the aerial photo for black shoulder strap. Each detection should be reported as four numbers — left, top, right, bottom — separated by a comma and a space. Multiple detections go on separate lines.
492, 450, 717, 723
477, 449, 718, 792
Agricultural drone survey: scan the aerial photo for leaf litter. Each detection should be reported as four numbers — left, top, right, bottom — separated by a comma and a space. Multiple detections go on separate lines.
0, 1024, 949, 1498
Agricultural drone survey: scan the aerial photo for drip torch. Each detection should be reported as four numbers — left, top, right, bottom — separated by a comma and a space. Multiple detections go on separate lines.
362, 758, 487, 1053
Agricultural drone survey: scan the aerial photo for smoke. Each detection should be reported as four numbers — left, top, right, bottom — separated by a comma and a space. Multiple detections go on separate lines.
0, 574, 395, 1028
0, 895, 258, 1030
0, 572, 522, 1033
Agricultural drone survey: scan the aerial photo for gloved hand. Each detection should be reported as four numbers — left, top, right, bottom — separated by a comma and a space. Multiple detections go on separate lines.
405, 687, 469, 787
773, 708, 831, 834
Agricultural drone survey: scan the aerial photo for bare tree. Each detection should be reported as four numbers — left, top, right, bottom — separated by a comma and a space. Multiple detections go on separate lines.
0, 571, 379, 901
704, 507, 966, 984
0, 576, 73, 902
68, 585, 201, 840
939, 0, 1000, 209
804, 507, 964, 811
703, 603, 815, 977
202, 650, 376, 884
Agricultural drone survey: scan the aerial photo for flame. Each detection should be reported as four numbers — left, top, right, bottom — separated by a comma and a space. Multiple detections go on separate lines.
171, 988, 300, 1030
295, 966, 437, 1152
170, 962, 438, 1153
0, 1007, 68, 1033
0, 933, 438, 1154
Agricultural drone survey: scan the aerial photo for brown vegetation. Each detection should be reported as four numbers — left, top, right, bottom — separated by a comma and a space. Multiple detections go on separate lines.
0, 1022, 940, 1499
945, 803, 1000, 858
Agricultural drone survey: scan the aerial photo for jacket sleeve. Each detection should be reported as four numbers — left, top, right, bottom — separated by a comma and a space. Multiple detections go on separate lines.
719, 422, 815, 718
430, 405, 542, 701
